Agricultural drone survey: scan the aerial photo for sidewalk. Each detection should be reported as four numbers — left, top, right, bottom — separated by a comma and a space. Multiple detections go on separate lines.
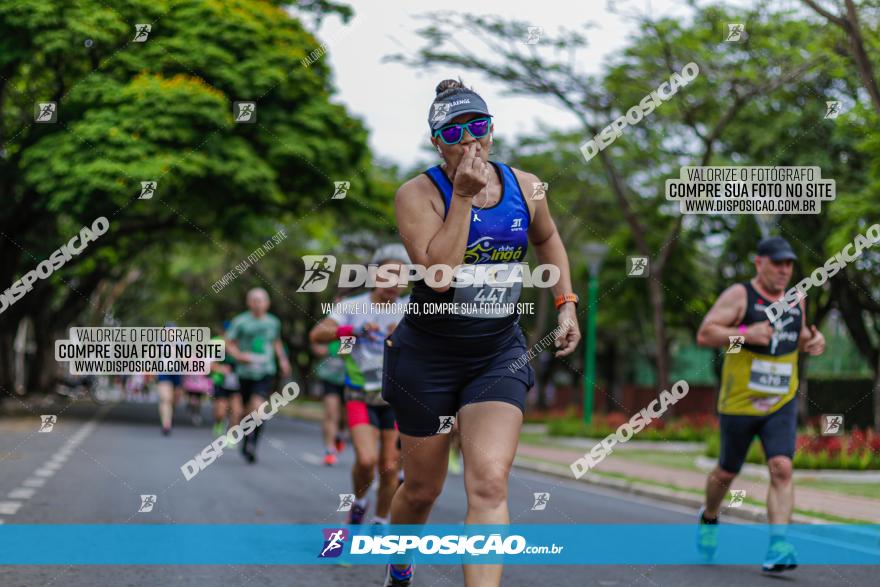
516, 443, 880, 524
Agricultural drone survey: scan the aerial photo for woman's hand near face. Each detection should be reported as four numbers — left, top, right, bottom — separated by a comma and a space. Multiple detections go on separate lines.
451, 145, 490, 197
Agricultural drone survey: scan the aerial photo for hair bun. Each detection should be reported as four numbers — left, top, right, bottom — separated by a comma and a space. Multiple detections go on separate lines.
435, 78, 465, 96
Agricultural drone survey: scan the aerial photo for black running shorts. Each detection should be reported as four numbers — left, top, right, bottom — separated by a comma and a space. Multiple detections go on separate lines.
718, 398, 797, 474
381, 318, 535, 437
238, 375, 274, 404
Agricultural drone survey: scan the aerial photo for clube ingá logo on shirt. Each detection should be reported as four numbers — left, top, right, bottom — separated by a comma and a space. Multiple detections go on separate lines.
463, 237, 525, 264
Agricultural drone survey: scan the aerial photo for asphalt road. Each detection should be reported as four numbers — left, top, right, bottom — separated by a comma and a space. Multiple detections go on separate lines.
0, 398, 875, 586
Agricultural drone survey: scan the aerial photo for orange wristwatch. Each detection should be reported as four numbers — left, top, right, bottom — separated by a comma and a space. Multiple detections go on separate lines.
554, 293, 579, 309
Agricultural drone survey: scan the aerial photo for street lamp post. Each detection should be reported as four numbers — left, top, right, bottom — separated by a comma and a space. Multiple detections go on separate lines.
581, 243, 608, 425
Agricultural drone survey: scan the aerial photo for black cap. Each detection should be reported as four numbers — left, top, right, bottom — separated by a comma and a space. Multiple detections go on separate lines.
428, 90, 492, 131
756, 236, 797, 261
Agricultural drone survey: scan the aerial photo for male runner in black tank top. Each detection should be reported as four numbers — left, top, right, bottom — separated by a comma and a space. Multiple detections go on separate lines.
696, 236, 826, 572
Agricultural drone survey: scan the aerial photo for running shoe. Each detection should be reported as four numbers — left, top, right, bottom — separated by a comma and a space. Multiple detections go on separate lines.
762, 539, 798, 572
696, 506, 719, 561
324, 452, 338, 466
161, 426, 171, 437
335, 435, 346, 454
383, 564, 414, 586
348, 500, 368, 525
212, 421, 225, 437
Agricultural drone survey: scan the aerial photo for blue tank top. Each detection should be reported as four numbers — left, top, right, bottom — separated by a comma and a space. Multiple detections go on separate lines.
405, 161, 531, 338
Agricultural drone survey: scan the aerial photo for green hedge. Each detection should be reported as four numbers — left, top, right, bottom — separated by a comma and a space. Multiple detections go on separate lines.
548, 419, 714, 442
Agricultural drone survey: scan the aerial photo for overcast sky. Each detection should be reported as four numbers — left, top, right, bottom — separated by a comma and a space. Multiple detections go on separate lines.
306, 0, 752, 170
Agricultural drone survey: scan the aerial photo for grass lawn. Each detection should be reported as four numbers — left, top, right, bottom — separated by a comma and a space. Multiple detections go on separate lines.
612, 450, 701, 471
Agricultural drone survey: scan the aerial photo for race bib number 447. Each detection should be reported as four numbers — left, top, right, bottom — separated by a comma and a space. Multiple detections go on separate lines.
452, 264, 523, 319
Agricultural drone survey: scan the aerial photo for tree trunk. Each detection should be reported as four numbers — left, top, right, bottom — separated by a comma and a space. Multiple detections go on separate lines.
844, 0, 880, 116
0, 327, 15, 397
797, 353, 810, 425
26, 313, 58, 394
647, 277, 670, 393
801, 0, 880, 115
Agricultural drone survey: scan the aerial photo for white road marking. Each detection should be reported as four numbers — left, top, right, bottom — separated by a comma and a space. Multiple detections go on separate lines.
300, 452, 322, 465
1, 408, 105, 523
8, 488, 35, 500
0, 501, 23, 515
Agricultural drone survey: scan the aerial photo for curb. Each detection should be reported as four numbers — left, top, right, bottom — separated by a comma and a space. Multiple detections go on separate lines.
551, 436, 706, 454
